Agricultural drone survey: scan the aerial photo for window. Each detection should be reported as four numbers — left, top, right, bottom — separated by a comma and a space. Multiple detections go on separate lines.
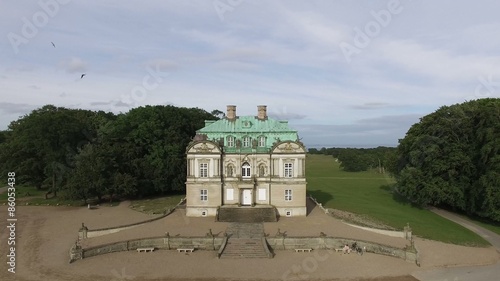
258, 136, 265, 147
242, 162, 251, 178
227, 136, 234, 147
284, 163, 293, 178
258, 188, 266, 201
285, 189, 292, 201
242, 136, 250, 147
200, 189, 208, 201
201, 210, 207, 216
226, 189, 234, 201
199, 163, 208, 178
285, 210, 292, 217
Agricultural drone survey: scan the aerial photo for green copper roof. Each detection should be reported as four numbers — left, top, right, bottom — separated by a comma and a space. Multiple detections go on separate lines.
197, 116, 299, 152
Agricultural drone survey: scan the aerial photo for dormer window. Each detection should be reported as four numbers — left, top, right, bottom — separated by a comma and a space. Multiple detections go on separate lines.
242, 136, 250, 147
258, 136, 266, 147
227, 136, 235, 147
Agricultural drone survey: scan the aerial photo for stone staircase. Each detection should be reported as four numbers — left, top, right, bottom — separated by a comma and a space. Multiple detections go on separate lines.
217, 206, 277, 222
219, 223, 272, 259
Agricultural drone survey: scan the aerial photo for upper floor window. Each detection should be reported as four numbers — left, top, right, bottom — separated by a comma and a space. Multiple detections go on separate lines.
242, 162, 251, 178
227, 136, 234, 147
285, 189, 292, 201
258, 136, 266, 147
284, 163, 293, 178
242, 136, 250, 147
199, 163, 208, 178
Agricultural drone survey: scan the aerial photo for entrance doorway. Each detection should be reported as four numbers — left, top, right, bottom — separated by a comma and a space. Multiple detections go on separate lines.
242, 189, 252, 206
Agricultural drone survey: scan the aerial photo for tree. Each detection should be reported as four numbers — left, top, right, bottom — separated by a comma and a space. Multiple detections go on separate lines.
393, 98, 500, 221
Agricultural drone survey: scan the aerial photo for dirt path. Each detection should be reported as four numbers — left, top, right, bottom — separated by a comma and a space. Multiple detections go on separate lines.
0, 203, 497, 281
412, 208, 500, 281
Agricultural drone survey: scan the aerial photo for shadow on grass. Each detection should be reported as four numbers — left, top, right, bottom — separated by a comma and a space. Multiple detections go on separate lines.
308, 190, 334, 206
379, 184, 423, 209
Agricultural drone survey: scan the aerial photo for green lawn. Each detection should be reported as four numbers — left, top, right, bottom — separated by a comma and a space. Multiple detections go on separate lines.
306, 154, 490, 246
129, 194, 185, 215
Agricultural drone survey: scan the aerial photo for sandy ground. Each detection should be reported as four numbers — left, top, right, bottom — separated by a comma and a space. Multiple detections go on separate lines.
0, 200, 498, 281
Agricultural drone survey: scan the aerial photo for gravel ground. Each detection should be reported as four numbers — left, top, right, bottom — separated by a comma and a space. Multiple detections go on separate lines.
0, 200, 497, 281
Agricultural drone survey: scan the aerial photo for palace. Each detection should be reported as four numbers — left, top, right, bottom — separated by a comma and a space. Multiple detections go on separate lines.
185, 105, 307, 219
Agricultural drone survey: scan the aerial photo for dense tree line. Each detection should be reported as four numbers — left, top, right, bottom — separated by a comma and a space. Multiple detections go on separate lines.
308, 146, 396, 172
0, 105, 217, 203
391, 98, 500, 222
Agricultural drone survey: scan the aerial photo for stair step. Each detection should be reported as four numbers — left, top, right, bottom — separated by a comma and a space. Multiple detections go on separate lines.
218, 206, 277, 223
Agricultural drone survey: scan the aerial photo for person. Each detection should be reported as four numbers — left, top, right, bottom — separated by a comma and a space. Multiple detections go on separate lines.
343, 244, 351, 254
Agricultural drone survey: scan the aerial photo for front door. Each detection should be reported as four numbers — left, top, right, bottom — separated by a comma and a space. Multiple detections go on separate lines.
242, 189, 252, 206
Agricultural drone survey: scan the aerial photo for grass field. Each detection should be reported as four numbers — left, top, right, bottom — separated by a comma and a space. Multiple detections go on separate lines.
306, 154, 490, 246
0, 185, 185, 211
129, 194, 185, 214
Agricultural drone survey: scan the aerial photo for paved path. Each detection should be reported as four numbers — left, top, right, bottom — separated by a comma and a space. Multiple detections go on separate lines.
412, 208, 500, 281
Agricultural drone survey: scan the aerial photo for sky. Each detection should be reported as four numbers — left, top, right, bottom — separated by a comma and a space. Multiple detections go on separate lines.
1, 0, 500, 148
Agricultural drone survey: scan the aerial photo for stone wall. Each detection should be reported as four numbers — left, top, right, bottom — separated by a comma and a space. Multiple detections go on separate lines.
266, 236, 419, 265
80, 198, 186, 239
308, 196, 412, 240
70, 236, 223, 263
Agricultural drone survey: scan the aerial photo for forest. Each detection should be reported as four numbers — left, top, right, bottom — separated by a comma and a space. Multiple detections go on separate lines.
391, 98, 500, 222
0, 105, 216, 202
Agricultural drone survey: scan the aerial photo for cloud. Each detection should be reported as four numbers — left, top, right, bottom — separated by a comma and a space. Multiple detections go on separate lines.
214, 61, 260, 72
351, 102, 394, 110
295, 114, 422, 147
143, 59, 179, 71
59, 57, 88, 74
0, 102, 38, 115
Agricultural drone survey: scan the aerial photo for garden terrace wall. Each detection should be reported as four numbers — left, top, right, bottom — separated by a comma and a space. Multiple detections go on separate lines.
71, 236, 223, 262
266, 236, 419, 265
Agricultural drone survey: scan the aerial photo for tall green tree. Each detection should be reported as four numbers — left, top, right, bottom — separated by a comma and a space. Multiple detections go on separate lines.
393, 98, 500, 221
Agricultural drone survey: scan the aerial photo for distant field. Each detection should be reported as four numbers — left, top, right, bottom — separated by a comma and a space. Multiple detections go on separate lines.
306, 154, 490, 246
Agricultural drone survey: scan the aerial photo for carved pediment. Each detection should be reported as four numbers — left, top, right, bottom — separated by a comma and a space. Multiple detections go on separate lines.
272, 141, 305, 154
195, 143, 213, 153
187, 141, 220, 154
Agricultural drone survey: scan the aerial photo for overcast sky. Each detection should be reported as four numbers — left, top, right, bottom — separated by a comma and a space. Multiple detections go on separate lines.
2, 0, 499, 148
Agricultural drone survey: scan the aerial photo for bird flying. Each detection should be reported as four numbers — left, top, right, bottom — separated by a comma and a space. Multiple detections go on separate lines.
51, 42, 55, 48
80, 73, 86, 79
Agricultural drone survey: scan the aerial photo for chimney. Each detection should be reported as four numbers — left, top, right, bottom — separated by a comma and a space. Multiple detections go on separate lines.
257, 105, 267, 120
226, 105, 236, 120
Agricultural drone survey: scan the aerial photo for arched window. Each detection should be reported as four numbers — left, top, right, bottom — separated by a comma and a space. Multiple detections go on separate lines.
241, 162, 251, 178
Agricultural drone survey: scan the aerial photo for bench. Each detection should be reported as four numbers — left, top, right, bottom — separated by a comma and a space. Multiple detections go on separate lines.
177, 248, 194, 253
294, 248, 312, 253
136, 247, 155, 253
335, 248, 343, 253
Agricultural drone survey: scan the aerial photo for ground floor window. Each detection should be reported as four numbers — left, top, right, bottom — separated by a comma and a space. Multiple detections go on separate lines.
201, 189, 208, 201
285, 189, 292, 201
285, 209, 292, 217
